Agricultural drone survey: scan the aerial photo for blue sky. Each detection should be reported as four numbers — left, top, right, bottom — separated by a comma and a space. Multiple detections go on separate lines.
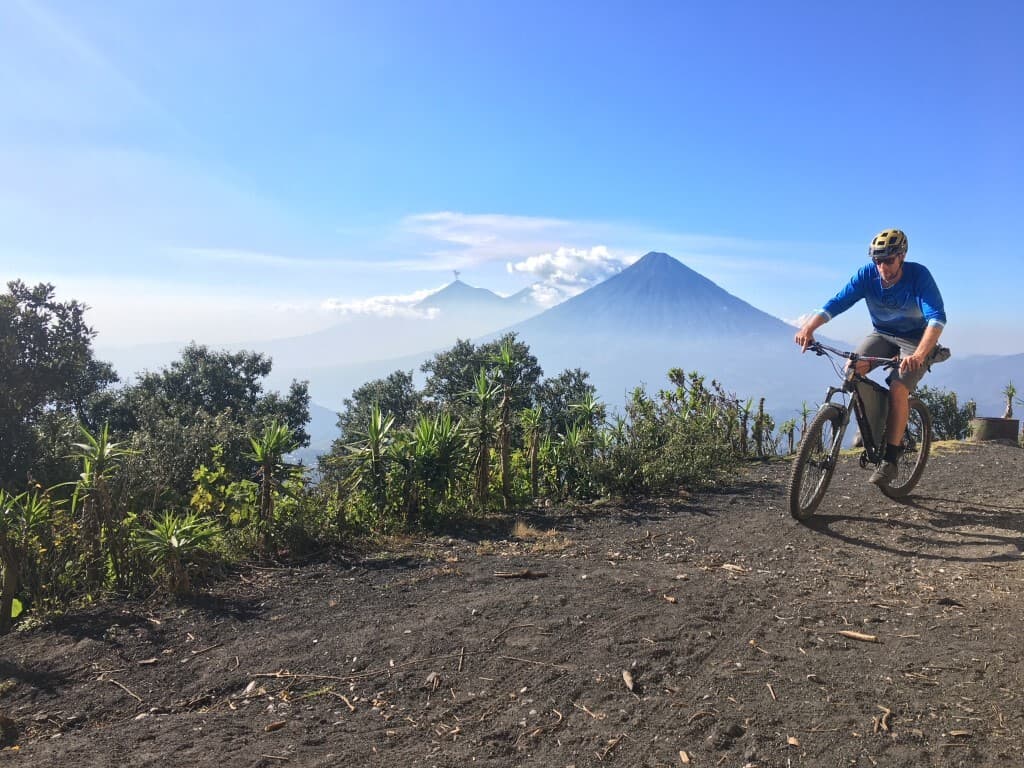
1, 0, 1021, 352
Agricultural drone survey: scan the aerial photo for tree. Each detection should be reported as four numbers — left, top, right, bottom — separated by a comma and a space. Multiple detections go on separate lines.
0, 281, 117, 491
535, 368, 598, 436
421, 339, 488, 412
335, 370, 422, 442
422, 334, 542, 417
104, 344, 310, 507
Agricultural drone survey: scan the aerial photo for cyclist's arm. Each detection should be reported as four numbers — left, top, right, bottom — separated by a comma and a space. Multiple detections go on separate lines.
901, 324, 944, 374
794, 312, 829, 350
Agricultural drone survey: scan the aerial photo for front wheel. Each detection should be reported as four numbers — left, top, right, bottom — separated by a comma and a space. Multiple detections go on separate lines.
788, 404, 844, 520
880, 397, 931, 498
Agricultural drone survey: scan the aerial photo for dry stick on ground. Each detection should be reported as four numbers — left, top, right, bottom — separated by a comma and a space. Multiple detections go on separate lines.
493, 569, 548, 579
181, 643, 224, 664
458, 646, 465, 672
498, 655, 571, 670
596, 734, 626, 762
330, 693, 356, 712
838, 630, 879, 643
105, 677, 143, 704
573, 701, 603, 720
491, 623, 537, 643
255, 651, 476, 683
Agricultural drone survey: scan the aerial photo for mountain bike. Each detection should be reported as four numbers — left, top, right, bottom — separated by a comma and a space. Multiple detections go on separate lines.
788, 341, 933, 520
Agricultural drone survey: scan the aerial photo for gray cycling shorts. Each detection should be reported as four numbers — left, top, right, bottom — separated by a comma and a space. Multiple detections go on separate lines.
854, 332, 931, 391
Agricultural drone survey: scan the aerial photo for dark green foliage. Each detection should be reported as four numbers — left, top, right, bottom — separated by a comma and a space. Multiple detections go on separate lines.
591, 372, 744, 497
536, 368, 598, 436
2, 282, 769, 622
915, 385, 975, 440
421, 333, 542, 416
0, 281, 117, 491
334, 370, 422, 442
103, 344, 310, 508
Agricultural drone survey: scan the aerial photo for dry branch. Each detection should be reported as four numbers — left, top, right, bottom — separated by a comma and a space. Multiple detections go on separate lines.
498, 655, 571, 670
106, 677, 142, 704
491, 623, 537, 643
493, 569, 548, 579
838, 630, 879, 643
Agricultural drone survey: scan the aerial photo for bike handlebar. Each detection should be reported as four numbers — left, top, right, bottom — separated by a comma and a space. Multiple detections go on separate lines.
806, 341, 899, 370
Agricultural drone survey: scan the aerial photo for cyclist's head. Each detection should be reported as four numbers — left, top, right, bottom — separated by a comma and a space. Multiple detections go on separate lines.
868, 229, 908, 264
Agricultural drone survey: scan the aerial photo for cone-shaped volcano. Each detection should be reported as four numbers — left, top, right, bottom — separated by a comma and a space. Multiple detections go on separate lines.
514, 251, 792, 338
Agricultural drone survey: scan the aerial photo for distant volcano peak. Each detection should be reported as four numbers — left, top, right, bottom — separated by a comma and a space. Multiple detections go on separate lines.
634, 250, 674, 265
511, 250, 793, 338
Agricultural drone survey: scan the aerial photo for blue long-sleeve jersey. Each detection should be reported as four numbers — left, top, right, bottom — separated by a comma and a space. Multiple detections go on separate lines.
818, 261, 946, 342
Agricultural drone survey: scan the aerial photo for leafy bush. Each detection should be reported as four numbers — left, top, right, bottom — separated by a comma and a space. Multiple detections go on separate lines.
135, 511, 221, 596
593, 372, 743, 497
915, 386, 975, 440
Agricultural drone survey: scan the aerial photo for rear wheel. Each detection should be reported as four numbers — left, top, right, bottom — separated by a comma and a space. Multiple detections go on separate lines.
880, 397, 931, 498
788, 404, 844, 520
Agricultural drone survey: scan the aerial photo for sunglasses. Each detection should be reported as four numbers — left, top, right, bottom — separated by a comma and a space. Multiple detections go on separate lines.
872, 255, 900, 266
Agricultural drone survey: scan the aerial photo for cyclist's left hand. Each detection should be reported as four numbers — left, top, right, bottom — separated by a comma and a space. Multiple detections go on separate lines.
900, 353, 925, 374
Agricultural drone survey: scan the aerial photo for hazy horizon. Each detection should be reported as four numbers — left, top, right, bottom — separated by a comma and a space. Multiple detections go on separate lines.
3, 2, 1021, 356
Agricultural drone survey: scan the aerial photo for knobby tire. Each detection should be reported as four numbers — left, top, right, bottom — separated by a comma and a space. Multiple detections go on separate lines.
879, 396, 932, 499
788, 404, 843, 521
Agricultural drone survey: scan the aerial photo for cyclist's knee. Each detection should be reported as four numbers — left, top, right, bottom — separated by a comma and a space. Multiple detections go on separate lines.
889, 380, 910, 399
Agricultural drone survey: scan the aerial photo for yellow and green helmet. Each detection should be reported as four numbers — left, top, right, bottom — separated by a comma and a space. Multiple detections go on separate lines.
869, 228, 908, 259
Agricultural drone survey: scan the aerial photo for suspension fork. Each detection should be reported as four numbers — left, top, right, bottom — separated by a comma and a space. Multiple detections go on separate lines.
822, 387, 852, 468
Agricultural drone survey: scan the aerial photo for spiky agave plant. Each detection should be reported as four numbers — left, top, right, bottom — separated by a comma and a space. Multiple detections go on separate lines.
519, 405, 544, 500
490, 339, 518, 513
71, 423, 133, 588
135, 511, 220, 596
464, 368, 500, 510
345, 406, 395, 515
0, 489, 55, 633
245, 421, 298, 542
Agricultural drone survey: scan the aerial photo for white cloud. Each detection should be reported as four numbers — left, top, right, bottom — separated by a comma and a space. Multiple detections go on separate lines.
507, 246, 626, 305
320, 286, 443, 319
398, 211, 584, 267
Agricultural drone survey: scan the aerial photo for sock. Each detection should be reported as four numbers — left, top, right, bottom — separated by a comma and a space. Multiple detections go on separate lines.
884, 443, 900, 463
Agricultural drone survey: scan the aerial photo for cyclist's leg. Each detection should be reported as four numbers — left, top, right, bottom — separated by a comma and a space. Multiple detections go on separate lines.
852, 332, 899, 376
882, 335, 927, 450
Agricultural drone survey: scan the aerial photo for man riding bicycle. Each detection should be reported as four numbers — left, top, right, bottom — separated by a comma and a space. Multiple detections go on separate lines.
793, 228, 947, 487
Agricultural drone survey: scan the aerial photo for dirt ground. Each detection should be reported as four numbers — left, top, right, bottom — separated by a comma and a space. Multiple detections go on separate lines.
1, 441, 1023, 767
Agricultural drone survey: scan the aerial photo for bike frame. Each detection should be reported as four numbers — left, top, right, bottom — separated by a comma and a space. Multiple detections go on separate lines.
809, 342, 900, 466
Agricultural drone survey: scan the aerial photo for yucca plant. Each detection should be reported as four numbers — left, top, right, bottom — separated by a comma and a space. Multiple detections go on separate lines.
245, 421, 298, 531
135, 511, 220, 596
394, 413, 467, 525
569, 392, 606, 432
520, 405, 544, 500
778, 418, 798, 456
71, 423, 133, 588
0, 489, 55, 633
490, 340, 518, 512
345, 406, 395, 514
557, 423, 591, 499
465, 368, 500, 509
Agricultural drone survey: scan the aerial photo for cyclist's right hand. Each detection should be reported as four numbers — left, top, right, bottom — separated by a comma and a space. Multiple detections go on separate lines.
794, 327, 815, 352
